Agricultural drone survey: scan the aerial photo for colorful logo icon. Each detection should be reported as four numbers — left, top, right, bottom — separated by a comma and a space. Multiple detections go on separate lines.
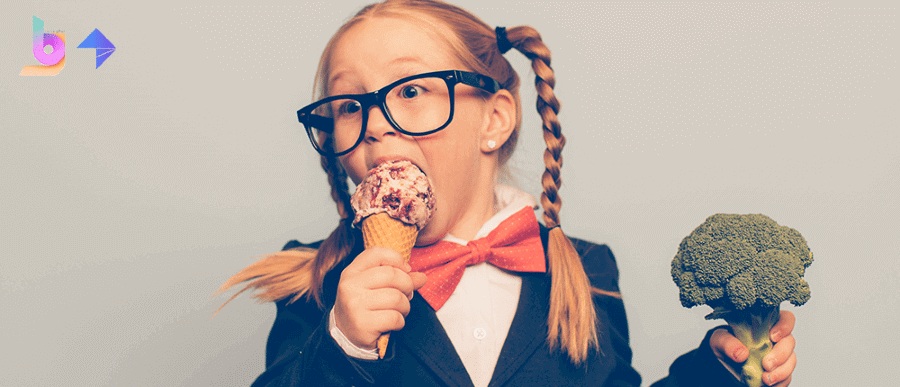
77, 29, 116, 69
20, 16, 65, 76
20, 16, 116, 76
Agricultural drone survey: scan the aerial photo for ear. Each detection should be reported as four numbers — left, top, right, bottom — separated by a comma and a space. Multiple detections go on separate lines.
480, 89, 516, 153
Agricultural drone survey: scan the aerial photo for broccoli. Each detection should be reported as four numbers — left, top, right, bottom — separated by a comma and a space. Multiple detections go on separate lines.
671, 214, 812, 387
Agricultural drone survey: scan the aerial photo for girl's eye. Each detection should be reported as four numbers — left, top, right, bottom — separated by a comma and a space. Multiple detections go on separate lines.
340, 100, 362, 115
400, 85, 424, 99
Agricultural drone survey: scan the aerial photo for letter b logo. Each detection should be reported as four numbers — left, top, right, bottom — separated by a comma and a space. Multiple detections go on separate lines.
21, 16, 66, 76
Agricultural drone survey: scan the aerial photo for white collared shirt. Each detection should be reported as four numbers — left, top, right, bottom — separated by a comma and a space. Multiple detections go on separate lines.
329, 185, 538, 387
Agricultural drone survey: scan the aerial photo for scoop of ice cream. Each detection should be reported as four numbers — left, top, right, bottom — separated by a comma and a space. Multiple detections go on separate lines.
351, 160, 435, 230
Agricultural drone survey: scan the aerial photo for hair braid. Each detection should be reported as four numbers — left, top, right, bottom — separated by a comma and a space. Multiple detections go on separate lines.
507, 27, 564, 227
306, 154, 358, 307
321, 154, 354, 220
507, 25, 600, 365
213, 154, 358, 313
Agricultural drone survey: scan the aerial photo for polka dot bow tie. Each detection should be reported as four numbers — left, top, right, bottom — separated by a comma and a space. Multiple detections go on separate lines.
410, 206, 546, 311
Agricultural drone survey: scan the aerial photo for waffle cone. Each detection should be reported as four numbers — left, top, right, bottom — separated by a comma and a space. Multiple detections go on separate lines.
359, 212, 420, 359
360, 213, 419, 262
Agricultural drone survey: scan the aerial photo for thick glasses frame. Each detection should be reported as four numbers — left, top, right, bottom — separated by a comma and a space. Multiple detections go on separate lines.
297, 70, 502, 157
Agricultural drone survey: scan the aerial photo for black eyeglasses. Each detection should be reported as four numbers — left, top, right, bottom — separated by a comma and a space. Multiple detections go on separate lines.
297, 70, 502, 157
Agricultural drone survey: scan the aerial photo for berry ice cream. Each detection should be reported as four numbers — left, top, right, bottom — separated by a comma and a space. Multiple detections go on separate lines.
351, 160, 435, 230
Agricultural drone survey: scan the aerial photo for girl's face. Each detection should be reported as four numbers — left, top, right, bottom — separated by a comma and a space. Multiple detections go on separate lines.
329, 17, 511, 245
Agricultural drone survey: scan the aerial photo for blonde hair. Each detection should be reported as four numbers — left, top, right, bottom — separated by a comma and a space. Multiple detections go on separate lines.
216, 0, 619, 365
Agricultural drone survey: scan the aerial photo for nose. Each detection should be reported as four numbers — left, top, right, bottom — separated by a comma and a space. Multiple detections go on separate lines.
363, 104, 398, 143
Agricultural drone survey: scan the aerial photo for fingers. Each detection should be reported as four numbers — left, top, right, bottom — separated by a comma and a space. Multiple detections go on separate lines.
333, 246, 423, 348
353, 265, 416, 292
771, 373, 792, 387
365, 288, 412, 316
341, 309, 407, 348
344, 246, 409, 274
340, 288, 410, 334
770, 310, 795, 342
764, 310, 797, 386
764, 333, 796, 371
710, 328, 748, 363
762, 333, 796, 385
342, 247, 426, 298
371, 309, 407, 332
764, 352, 796, 386
710, 311, 798, 386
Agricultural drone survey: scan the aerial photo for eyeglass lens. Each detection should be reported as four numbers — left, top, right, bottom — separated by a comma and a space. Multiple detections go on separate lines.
309, 76, 452, 154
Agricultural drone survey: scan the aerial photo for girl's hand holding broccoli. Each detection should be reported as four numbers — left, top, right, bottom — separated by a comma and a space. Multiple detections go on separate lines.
333, 246, 428, 350
711, 310, 797, 386
673, 213, 810, 386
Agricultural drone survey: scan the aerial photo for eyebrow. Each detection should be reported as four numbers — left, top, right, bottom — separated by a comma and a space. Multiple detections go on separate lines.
388, 57, 429, 80
388, 56, 427, 67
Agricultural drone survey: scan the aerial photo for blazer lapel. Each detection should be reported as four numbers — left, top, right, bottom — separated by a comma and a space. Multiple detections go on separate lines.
488, 271, 551, 387
395, 293, 476, 387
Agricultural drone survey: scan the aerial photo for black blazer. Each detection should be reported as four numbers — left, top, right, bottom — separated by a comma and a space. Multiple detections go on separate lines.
249, 225, 743, 387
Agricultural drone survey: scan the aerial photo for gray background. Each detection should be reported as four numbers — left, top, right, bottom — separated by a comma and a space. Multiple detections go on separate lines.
1, 0, 896, 386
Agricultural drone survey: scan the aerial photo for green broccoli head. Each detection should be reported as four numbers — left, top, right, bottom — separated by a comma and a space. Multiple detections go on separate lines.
671, 213, 812, 387
671, 213, 813, 313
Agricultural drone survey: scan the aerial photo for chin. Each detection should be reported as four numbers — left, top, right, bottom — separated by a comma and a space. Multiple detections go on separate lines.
415, 222, 445, 247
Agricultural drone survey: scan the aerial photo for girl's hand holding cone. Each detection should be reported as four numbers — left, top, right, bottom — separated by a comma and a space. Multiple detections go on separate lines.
333, 246, 427, 352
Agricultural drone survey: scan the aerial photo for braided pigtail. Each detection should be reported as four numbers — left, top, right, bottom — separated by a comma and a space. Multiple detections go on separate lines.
505, 25, 619, 365
307, 154, 358, 306
214, 154, 357, 313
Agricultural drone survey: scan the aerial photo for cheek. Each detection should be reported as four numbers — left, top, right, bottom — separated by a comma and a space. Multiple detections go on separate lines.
418, 136, 475, 199
413, 128, 482, 242
338, 153, 367, 185
417, 117, 481, 171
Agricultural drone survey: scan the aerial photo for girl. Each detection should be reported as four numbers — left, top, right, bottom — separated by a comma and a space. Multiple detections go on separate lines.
218, 0, 798, 386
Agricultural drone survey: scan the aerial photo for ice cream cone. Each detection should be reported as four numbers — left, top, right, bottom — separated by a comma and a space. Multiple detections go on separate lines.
360, 213, 419, 261
351, 160, 434, 359
360, 212, 419, 358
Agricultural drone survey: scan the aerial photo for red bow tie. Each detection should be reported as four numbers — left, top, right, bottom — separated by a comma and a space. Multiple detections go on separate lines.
409, 206, 546, 311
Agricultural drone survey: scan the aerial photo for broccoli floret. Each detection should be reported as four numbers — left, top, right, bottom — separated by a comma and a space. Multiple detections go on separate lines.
671, 214, 812, 387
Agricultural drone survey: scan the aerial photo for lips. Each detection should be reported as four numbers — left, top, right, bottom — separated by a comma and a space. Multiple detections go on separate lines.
371, 155, 422, 174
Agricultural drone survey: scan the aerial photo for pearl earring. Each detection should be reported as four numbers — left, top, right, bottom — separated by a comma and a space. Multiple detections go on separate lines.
487, 140, 497, 149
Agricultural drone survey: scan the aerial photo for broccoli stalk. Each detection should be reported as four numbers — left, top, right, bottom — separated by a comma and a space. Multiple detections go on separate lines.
710, 305, 780, 387
671, 214, 812, 387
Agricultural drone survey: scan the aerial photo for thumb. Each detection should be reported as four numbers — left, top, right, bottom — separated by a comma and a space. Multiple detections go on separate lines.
410, 272, 427, 291
711, 327, 749, 363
